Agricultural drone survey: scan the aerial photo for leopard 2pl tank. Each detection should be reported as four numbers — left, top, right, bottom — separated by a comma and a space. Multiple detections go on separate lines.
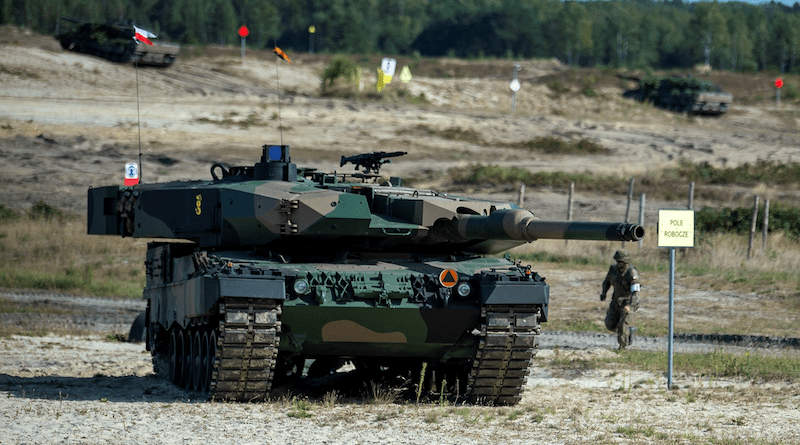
87, 146, 644, 404
635, 75, 732, 115
56, 17, 180, 67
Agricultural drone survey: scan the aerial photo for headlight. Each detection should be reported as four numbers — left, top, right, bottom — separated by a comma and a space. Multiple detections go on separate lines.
456, 282, 471, 298
293, 279, 310, 295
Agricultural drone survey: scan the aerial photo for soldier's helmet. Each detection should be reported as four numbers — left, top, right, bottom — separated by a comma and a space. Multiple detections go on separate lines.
613, 249, 631, 263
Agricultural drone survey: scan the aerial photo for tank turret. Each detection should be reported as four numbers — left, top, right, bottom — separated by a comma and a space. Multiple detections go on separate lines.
88, 146, 644, 405
89, 145, 642, 255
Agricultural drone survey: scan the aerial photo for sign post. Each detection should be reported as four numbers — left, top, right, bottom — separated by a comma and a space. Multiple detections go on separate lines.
775, 78, 783, 105
657, 209, 695, 390
238, 26, 249, 60
510, 64, 521, 112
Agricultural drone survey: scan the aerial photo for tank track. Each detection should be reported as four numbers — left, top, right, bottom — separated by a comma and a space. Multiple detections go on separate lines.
210, 297, 282, 401
467, 306, 540, 405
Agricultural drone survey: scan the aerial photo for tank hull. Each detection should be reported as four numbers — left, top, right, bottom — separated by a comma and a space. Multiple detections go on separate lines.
144, 244, 548, 404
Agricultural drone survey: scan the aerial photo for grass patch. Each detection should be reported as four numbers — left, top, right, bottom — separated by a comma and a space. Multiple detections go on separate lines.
607, 349, 800, 382
543, 317, 604, 333
398, 125, 610, 155
448, 158, 800, 206
195, 111, 266, 129
450, 165, 624, 189
0, 298, 70, 315
286, 397, 314, 418
0, 206, 146, 298
504, 136, 610, 155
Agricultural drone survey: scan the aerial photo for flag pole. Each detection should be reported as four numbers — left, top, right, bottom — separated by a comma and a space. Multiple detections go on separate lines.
135, 59, 143, 183
274, 40, 283, 146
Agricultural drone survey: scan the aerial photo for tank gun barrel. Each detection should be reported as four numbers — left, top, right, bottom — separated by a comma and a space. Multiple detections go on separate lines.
452, 209, 644, 242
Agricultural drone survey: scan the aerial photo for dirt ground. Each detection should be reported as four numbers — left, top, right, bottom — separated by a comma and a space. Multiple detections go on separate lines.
2, 24, 800, 222
2, 25, 800, 444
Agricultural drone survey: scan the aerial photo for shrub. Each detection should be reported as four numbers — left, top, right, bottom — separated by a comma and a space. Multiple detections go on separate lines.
320, 55, 360, 91
696, 203, 800, 237
28, 200, 65, 221
0, 204, 20, 223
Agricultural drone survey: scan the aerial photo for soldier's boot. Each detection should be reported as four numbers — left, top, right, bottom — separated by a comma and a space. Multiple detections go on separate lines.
617, 309, 632, 350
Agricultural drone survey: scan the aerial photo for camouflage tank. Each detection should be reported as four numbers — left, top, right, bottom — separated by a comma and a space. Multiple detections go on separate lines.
56, 18, 180, 67
88, 147, 644, 404
635, 75, 732, 115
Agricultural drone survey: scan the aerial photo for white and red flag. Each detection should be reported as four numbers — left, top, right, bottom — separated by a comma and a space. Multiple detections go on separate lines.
133, 26, 156, 45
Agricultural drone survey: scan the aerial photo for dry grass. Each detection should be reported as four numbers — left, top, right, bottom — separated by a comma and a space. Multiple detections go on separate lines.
508, 227, 800, 337
2, 210, 799, 337
0, 217, 147, 298
510, 227, 800, 294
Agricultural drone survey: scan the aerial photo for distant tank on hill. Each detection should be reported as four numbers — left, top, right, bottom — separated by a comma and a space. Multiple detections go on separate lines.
622, 74, 733, 115
56, 18, 180, 67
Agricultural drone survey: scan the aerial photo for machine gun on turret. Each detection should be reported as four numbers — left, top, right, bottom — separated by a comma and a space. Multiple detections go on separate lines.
340, 151, 407, 174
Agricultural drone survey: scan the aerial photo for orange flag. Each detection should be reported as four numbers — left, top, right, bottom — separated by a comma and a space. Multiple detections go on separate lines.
273, 47, 291, 64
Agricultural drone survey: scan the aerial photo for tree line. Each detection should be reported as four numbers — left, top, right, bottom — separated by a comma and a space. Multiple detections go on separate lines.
2, 0, 800, 73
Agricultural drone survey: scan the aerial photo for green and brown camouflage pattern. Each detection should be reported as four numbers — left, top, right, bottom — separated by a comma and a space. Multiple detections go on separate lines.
88, 145, 643, 404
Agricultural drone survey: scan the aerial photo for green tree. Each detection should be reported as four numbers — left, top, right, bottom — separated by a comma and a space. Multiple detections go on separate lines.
554, 1, 592, 66
376, 0, 428, 54
773, 10, 800, 73
726, 8, 755, 71
690, 1, 730, 69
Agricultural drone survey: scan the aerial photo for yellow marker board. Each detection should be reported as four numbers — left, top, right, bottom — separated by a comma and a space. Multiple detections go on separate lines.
657, 209, 695, 248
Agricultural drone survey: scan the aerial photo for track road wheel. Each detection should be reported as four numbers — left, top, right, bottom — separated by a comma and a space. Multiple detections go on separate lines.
168, 330, 182, 386
182, 330, 193, 390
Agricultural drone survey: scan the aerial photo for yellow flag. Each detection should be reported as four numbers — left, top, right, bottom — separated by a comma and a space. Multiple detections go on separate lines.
376, 68, 393, 92
399, 65, 412, 83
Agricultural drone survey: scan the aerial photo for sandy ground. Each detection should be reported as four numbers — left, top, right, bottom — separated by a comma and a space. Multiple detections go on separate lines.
1, 334, 798, 445
3, 25, 800, 222
2, 25, 800, 444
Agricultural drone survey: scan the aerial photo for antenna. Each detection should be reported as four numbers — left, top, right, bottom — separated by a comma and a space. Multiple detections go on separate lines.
135, 60, 143, 183
274, 39, 284, 146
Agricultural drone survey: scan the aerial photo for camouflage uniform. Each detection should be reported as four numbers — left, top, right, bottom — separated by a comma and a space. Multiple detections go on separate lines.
600, 250, 640, 349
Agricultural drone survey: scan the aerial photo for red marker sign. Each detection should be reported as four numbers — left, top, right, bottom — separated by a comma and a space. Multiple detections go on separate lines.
238, 26, 249, 38
776, 78, 784, 89
124, 162, 139, 186
439, 269, 458, 288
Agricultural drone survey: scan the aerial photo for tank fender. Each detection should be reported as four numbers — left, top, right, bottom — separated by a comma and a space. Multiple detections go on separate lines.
148, 275, 286, 330
478, 274, 549, 322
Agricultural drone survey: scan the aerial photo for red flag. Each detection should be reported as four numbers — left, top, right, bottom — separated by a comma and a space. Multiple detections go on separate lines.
134, 26, 155, 46
273, 47, 291, 64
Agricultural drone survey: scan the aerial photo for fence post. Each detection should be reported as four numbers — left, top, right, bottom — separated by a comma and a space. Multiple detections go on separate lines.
638, 193, 645, 250
518, 184, 525, 208
623, 178, 635, 248
688, 182, 695, 210
565, 181, 574, 246
762, 199, 770, 251
747, 195, 759, 260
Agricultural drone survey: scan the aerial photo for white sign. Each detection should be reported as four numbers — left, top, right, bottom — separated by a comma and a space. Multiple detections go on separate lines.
658, 209, 695, 248
380, 58, 397, 77
509, 78, 521, 92
124, 162, 139, 186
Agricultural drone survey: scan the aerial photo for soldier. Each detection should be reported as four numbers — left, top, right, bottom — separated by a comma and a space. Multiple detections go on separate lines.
600, 249, 640, 349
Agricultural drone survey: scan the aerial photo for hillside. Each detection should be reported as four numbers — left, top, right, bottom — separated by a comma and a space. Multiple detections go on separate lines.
2, 25, 800, 223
